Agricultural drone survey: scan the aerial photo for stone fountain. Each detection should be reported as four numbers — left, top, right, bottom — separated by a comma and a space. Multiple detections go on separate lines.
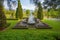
13, 13, 51, 29
28, 13, 35, 24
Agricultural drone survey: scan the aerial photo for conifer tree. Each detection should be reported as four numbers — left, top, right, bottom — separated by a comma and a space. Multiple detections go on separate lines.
0, 0, 7, 27
16, 0, 23, 19
30, 0, 43, 20
37, 2, 43, 20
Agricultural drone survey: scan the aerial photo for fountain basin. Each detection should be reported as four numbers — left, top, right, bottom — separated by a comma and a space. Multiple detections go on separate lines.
13, 18, 52, 29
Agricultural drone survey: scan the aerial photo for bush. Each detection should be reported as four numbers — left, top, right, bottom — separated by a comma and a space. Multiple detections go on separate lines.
0, 0, 7, 28
6, 19, 18, 20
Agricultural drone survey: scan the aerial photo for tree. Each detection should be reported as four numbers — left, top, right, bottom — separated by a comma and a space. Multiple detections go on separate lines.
16, 0, 23, 19
30, 0, 43, 20
26, 10, 30, 16
37, 2, 43, 20
34, 8, 37, 17
0, 0, 7, 27
7, 0, 17, 18
57, 8, 60, 18
43, 0, 60, 18
43, 0, 60, 10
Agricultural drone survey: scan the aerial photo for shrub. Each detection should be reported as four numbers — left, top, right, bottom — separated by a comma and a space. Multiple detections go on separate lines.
0, 0, 7, 28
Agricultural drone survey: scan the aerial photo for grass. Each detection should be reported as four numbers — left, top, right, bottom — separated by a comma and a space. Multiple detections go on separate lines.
42, 19, 60, 31
0, 19, 60, 40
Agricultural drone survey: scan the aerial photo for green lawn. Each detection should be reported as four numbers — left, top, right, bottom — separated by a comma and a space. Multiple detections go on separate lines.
43, 19, 60, 31
0, 20, 60, 40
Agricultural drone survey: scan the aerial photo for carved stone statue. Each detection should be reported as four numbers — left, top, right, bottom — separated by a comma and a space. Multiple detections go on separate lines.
28, 13, 35, 24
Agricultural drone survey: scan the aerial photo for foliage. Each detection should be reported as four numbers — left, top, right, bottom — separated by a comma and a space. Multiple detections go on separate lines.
57, 8, 60, 18
37, 2, 43, 20
6, 0, 17, 19
48, 8, 57, 18
15, 0, 23, 19
46, 8, 60, 18
30, 0, 60, 19
7, 0, 17, 10
26, 10, 30, 16
7, 0, 12, 10
9, 10, 16, 18
43, 0, 60, 10
0, 0, 7, 27
3, 8, 16, 19
30, 0, 43, 20
6, 19, 18, 20
34, 9, 37, 17
30, 0, 40, 6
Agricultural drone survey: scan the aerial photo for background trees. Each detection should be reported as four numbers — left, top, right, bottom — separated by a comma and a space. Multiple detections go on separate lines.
43, 0, 60, 18
43, 0, 60, 10
7, 0, 17, 19
26, 10, 30, 17
30, 0, 60, 19
15, 0, 23, 19
57, 8, 60, 18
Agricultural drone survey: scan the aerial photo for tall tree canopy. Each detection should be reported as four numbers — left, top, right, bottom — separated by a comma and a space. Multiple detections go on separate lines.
7, 0, 17, 10
30, 0, 60, 10
43, 0, 60, 18
30, 0, 41, 6
43, 0, 60, 10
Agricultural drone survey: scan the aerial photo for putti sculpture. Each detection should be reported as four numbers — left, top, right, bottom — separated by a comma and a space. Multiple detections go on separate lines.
28, 13, 35, 24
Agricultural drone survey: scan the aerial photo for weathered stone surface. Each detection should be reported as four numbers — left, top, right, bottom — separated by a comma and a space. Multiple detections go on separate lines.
13, 18, 51, 29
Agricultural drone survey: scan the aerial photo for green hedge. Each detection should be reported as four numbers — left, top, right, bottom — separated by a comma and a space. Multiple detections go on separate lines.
6, 19, 18, 20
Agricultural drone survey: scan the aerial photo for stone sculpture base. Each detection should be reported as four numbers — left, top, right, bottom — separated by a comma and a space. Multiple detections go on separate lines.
13, 18, 52, 29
